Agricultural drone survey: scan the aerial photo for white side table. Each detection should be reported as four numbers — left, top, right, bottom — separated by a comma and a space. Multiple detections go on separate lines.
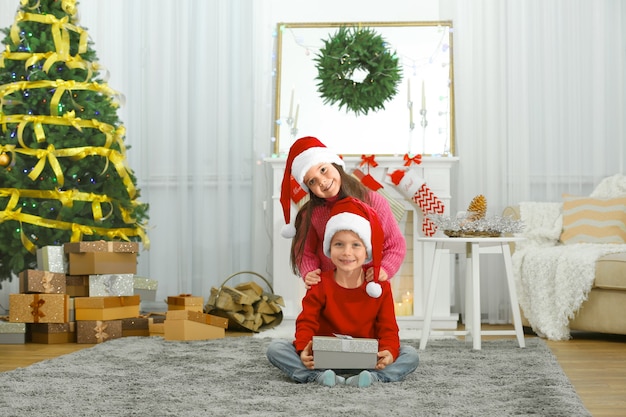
418, 236, 526, 350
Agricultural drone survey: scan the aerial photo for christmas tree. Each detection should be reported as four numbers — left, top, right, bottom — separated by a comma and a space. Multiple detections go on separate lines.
0, 0, 149, 286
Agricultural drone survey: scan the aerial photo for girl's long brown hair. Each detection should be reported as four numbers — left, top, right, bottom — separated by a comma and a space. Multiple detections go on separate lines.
289, 163, 370, 276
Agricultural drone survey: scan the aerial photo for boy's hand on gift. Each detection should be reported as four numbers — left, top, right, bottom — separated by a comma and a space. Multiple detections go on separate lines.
300, 340, 315, 369
365, 267, 389, 282
303, 269, 322, 289
375, 350, 394, 370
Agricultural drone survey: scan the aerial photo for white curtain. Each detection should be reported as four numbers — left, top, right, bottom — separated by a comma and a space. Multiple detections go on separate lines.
443, 0, 626, 322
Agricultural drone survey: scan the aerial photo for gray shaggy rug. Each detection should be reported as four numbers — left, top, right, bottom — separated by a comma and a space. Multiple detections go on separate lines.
0, 336, 590, 417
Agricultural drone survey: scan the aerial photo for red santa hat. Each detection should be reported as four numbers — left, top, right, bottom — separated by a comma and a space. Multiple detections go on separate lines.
322, 197, 384, 298
280, 136, 345, 238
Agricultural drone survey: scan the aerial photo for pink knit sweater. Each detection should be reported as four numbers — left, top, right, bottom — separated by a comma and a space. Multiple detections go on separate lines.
297, 191, 407, 279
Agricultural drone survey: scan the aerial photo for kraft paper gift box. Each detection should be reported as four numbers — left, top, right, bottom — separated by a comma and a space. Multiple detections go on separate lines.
0, 321, 26, 344
133, 276, 158, 301
64, 241, 139, 275
163, 311, 225, 341
167, 294, 204, 312
29, 322, 76, 344
89, 274, 134, 297
19, 269, 66, 294
74, 295, 140, 321
148, 316, 165, 336
165, 310, 229, 329
121, 317, 150, 337
66, 275, 89, 297
312, 335, 378, 369
9, 294, 70, 324
76, 320, 122, 344
36, 245, 68, 273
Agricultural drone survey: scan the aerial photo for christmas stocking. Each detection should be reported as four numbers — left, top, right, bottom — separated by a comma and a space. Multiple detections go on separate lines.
352, 168, 406, 223
387, 169, 445, 236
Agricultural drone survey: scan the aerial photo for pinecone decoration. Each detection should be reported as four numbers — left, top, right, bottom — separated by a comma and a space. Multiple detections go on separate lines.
466, 195, 487, 222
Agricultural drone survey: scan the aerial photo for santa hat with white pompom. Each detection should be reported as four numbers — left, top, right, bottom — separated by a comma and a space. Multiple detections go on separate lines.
323, 197, 384, 298
279, 136, 345, 238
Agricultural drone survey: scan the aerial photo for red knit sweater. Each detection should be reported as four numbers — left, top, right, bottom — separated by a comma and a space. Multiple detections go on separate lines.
297, 191, 406, 280
294, 269, 400, 360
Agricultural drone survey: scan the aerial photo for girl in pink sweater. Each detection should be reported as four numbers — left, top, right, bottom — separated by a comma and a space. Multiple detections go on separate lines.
279, 136, 406, 287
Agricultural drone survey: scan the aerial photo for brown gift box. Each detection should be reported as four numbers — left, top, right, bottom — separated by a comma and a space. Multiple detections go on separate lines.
148, 316, 165, 336
167, 294, 204, 312
66, 275, 90, 297
63, 241, 139, 253
29, 322, 76, 344
19, 269, 66, 294
67, 252, 137, 275
164, 319, 225, 341
74, 295, 140, 321
166, 310, 228, 329
121, 317, 149, 337
9, 294, 70, 324
76, 320, 122, 344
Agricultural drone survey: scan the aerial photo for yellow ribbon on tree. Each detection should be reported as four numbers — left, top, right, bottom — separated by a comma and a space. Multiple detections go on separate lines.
28, 144, 65, 186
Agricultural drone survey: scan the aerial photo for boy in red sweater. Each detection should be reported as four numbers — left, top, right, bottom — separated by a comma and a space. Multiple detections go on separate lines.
267, 197, 419, 387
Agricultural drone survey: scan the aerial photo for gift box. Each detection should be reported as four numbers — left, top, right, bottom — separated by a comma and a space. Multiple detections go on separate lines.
19, 269, 66, 294
76, 320, 122, 344
166, 310, 229, 329
66, 275, 90, 297
0, 321, 26, 344
121, 317, 150, 337
74, 295, 140, 321
148, 316, 166, 336
133, 276, 158, 301
36, 245, 68, 273
163, 311, 225, 341
64, 242, 138, 275
89, 274, 134, 297
29, 322, 76, 344
312, 335, 378, 369
167, 294, 204, 312
9, 294, 70, 324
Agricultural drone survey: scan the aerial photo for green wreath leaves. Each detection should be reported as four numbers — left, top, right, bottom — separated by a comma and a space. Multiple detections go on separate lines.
314, 26, 402, 116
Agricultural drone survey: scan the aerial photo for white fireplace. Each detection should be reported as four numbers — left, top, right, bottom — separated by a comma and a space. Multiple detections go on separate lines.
265, 155, 459, 329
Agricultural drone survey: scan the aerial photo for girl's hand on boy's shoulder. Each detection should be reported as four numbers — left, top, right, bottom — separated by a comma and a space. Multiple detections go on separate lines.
303, 269, 322, 289
365, 267, 388, 282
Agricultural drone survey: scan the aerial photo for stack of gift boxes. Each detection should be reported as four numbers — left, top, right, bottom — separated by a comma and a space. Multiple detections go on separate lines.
4, 242, 228, 344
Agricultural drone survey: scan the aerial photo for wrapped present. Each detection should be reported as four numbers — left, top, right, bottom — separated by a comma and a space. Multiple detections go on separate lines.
167, 294, 204, 312
148, 316, 166, 336
66, 275, 89, 297
164, 310, 225, 341
166, 310, 228, 329
121, 317, 150, 337
76, 320, 122, 344
312, 335, 378, 369
89, 274, 134, 297
29, 322, 76, 344
19, 269, 66, 294
0, 321, 26, 344
36, 245, 68, 273
74, 295, 140, 321
64, 242, 138, 275
133, 276, 158, 301
9, 294, 70, 324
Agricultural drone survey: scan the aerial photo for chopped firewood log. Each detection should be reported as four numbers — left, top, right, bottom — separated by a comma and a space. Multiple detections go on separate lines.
220, 285, 253, 305
236, 281, 264, 296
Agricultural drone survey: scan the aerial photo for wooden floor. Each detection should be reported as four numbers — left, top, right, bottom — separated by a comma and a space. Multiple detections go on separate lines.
1, 325, 625, 416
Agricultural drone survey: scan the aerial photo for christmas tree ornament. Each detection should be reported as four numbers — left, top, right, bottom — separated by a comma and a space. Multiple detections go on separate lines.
315, 26, 402, 116
0, 153, 11, 167
387, 168, 445, 236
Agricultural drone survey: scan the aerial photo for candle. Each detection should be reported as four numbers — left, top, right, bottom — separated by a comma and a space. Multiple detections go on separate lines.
288, 86, 294, 120
421, 80, 426, 110
293, 103, 299, 130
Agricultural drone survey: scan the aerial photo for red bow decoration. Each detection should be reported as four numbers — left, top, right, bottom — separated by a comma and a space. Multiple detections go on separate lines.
360, 154, 379, 170
403, 153, 422, 166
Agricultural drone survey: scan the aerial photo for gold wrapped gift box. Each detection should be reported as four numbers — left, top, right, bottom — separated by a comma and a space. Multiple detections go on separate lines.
19, 269, 66, 294
167, 294, 204, 312
64, 242, 138, 275
9, 294, 70, 324
74, 295, 140, 321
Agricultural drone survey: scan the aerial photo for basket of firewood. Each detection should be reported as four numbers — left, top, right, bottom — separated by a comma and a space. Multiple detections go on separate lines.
204, 271, 284, 332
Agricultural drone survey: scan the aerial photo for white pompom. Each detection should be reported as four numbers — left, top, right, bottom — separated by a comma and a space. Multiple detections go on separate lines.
281, 223, 296, 239
366, 281, 382, 298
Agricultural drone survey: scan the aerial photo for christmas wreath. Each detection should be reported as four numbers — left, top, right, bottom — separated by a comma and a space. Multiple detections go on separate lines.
314, 26, 402, 116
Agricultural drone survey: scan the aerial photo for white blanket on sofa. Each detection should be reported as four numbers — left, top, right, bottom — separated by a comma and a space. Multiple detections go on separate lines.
512, 200, 626, 340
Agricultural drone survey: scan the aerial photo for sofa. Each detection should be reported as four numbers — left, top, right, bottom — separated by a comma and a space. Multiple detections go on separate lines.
504, 174, 626, 339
